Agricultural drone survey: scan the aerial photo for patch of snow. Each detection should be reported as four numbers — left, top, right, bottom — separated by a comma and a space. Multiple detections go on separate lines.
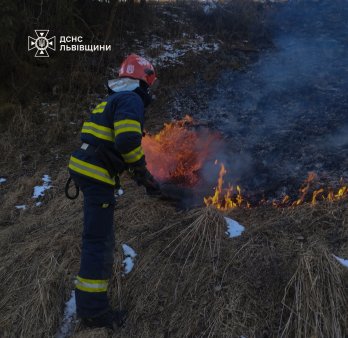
15, 205, 27, 210
202, 0, 217, 15
122, 244, 137, 275
36, 201, 43, 207
224, 217, 245, 238
55, 291, 76, 338
122, 244, 137, 258
33, 175, 52, 199
0, 177, 6, 184
115, 188, 124, 198
42, 174, 51, 184
212, 43, 220, 51
334, 255, 348, 268
123, 257, 134, 274
142, 35, 220, 68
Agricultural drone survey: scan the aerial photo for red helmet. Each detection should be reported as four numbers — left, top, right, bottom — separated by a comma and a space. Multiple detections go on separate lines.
119, 54, 157, 87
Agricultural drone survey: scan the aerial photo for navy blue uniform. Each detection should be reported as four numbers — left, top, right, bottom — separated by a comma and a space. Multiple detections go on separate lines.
69, 91, 146, 185
68, 90, 145, 318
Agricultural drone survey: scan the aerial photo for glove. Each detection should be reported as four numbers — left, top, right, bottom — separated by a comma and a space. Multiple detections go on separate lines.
129, 166, 161, 196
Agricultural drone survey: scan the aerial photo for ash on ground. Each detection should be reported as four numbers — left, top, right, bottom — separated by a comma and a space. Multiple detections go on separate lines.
168, 0, 348, 201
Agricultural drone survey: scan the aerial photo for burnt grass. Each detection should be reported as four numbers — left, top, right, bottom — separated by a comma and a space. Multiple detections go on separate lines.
0, 2, 348, 337
167, 0, 348, 202
0, 1, 346, 209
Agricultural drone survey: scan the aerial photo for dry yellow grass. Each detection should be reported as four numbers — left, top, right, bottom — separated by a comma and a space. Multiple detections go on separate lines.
0, 168, 347, 337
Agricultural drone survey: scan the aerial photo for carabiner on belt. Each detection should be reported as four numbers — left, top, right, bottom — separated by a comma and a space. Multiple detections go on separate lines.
65, 176, 80, 200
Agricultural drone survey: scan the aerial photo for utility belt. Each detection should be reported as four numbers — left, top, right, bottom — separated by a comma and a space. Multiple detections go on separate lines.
65, 143, 126, 200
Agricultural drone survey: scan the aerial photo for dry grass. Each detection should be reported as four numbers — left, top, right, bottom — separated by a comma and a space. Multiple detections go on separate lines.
0, 170, 178, 337
0, 171, 82, 337
0, 175, 38, 225
109, 199, 348, 338
0, 168, 347, 337
116, 207, 227, 337
280, 245, 346, 338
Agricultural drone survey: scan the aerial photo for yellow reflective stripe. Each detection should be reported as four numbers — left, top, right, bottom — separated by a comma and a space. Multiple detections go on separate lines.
114, 119, 142, 136
114, 126, 142, 136
114, 119, 141, 128
76, 285, 106, 292
83, 122, 112, 133
92, 108, 105, 114
77, 276, 108, 284
114, 120, 141, 136
92, 102, 107, 114
81, 122, 113, 141
75, 276, 108, 293
69, 156, 115, 185
96, 102, 107, 109
121, 145, 144, 163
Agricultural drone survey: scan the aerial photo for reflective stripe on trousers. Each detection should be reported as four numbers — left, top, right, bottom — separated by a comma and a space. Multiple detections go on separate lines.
75, 276, 108, 293
71, 173, 116, 318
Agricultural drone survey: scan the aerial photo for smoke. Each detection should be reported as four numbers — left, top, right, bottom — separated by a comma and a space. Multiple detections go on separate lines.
326, 124, 348, 148
201, 151, 253, 185
199, 0, 348, 196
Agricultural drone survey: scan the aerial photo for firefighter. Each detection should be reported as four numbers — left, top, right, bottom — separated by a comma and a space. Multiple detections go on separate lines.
67, 54, 160, 329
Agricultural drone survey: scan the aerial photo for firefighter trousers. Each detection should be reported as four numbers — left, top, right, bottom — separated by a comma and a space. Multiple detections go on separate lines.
71, 173, 115, 318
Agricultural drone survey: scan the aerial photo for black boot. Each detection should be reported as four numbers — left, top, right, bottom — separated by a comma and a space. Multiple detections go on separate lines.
81, 309, 127, 330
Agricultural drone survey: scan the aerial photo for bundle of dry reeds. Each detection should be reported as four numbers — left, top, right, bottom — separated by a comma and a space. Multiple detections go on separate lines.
0, 168, 347, 338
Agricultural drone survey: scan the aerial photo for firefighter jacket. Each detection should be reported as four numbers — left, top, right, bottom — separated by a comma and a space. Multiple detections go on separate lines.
68, 90, 146, 186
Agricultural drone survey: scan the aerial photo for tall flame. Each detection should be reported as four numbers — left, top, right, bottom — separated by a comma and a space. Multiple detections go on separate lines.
141, 115, 347, 209
292, 171, 317, 206
142, 115, 221, 186
203, 162, 246, 210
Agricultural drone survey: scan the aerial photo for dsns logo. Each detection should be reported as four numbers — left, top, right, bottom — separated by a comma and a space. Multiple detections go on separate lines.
28, 30, 56, 57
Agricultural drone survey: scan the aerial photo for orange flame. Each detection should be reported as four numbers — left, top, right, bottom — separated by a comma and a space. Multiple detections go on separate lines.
142, 115, 221, 186
205, 169, 347, 210
292, 171, 317, 206
291, 173, 347, 206
142, 115, 347, 209
204, 163, 245, 210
